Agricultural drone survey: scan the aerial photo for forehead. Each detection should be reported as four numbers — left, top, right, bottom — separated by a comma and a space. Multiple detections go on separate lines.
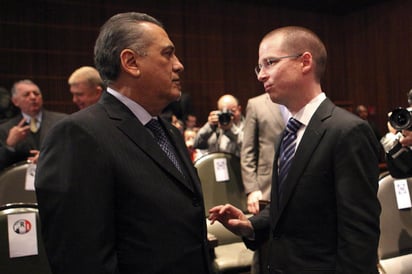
258, 35, 285, 60
141, 22, 174, 49
15, 83, 39, 93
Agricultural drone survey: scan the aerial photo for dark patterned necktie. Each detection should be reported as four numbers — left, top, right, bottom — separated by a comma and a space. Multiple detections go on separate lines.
146, 119, 183, 174
278, 117, 302, 199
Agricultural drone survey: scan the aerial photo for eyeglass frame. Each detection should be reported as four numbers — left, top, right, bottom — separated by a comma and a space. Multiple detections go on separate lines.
254, 53, 303, 76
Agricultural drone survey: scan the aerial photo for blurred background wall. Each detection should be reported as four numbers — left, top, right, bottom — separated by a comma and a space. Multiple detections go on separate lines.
0, 0, 410, 134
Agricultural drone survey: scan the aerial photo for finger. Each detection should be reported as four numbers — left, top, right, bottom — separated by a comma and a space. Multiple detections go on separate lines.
17, 117, 27, 127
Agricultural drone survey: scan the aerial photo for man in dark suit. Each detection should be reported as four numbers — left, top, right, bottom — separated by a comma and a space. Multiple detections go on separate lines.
0, 79, 66, 170
209, 26, 381, 273
35, 12, 212, 274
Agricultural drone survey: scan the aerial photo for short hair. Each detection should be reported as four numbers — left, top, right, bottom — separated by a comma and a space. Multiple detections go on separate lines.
68, 66, 104, 88
10, 79, 41, 98
263, 26, 327, 82
94, 12, 163, 84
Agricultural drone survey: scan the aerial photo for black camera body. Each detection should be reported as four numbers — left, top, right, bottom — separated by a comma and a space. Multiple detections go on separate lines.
389, 107, 412, 131
217, 109, 233, 126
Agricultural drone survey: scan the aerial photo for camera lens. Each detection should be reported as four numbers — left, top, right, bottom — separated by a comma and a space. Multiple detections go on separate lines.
218, 111, 233, 126
389, 108, 412, 130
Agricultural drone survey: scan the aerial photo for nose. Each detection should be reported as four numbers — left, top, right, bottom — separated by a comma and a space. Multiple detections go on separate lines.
173, 55, 184, 73
257, 70, 268, 82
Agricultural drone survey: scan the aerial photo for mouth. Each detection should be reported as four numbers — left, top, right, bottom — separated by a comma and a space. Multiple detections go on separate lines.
172, 79, 181, 88
264, 84, 272, 91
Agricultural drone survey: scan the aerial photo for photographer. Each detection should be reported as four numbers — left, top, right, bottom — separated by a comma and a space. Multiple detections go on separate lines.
194, 94, 244, 157
381, 89, 412, 178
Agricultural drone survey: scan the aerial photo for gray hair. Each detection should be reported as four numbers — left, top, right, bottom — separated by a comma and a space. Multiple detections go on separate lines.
11, 79, 41, 98
94, 12, 163, 84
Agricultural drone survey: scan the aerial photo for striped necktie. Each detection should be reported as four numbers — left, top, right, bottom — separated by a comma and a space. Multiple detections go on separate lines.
278, 118, 302, 199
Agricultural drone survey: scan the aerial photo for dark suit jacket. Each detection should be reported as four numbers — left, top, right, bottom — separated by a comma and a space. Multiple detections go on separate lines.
35, 92, 211, 274
0, 110, 67, 169
246, 98, 381, 274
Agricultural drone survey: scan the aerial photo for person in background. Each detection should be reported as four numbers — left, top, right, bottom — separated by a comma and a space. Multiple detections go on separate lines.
209, 26, 380, 273
381, 89, 412, 178
184, 113, 198, 131
68, 66, 104, 110
0, 79, 66, 169
184, 127, 202, 162
0, 86, 19, 123
355, 104, 382, 142
241, 93, 288, 274
194, 94, 244, 157
35, 12, 212, 274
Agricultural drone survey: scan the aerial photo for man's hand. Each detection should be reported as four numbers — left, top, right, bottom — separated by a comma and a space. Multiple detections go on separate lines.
6, 118, 30, 147
247, 190, 263, 214
208, 204, 254, 238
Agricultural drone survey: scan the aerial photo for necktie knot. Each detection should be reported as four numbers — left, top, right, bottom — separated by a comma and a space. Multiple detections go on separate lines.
145, 119, 184, 175
145, 119, 163, 137
285, 118, 302, 134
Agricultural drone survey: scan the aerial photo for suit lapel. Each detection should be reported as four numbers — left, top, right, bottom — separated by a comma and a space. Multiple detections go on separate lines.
101, 93, 196, 193
273, 99, 334, 223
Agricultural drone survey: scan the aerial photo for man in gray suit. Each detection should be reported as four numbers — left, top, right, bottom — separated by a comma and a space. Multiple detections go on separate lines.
0, 79, 66, 170
241, 93, 288, 214
35, 12, 212, 274
209, 26, 380, 273
241, 93, 288, 274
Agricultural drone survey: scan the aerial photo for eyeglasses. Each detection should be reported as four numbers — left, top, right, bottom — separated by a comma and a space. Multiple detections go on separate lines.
254, 53, 303, 76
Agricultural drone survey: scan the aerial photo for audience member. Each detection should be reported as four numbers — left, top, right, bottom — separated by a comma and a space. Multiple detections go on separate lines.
68, 66, 104, 109
184, 113, 198, 130
194, 94, 244, 157
0, 86, 18, 123
241, 93, 289, 214
381, 89, 412, 178
0, 79, 66, 169
355, 104, 382, 141
241, 92, 288, 274
184, 128, 202, 162
209, 26, 381, 273
35, 12, 212, 274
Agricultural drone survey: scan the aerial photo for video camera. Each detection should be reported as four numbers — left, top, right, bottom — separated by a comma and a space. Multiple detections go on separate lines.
389, 107, 412, 131
217, 109, 233, 126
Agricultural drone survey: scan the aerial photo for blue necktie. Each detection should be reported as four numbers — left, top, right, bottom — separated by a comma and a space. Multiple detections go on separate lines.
278, 118, 302, 199
146, 119, 184, 175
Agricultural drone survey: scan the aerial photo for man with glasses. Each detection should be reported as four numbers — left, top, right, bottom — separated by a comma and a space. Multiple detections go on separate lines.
209, 26, 381, 273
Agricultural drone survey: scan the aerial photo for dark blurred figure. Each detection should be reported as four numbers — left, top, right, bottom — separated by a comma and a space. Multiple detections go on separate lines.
0, 86, 18, 123
355, 104, 382, 142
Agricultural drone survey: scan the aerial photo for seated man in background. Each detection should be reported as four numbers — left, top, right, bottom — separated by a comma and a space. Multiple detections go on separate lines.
194, 94, 244, 157
68, 66, 104, 110
0, 79, 67, 169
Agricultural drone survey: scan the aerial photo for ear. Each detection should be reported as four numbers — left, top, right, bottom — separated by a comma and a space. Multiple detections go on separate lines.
301, 52, 312, 75
120, 49, 141, 77
11, 97, 19, 107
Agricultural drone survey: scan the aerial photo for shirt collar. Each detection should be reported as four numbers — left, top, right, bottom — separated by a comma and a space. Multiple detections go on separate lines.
106, 87, 153, 125
293, 92, 326, 126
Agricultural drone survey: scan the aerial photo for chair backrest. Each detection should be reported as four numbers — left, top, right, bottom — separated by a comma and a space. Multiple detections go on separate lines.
0, 203, 52, 274
378, 173, 412, 259
194, 152, 246, 215
0, 162, 37, 206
